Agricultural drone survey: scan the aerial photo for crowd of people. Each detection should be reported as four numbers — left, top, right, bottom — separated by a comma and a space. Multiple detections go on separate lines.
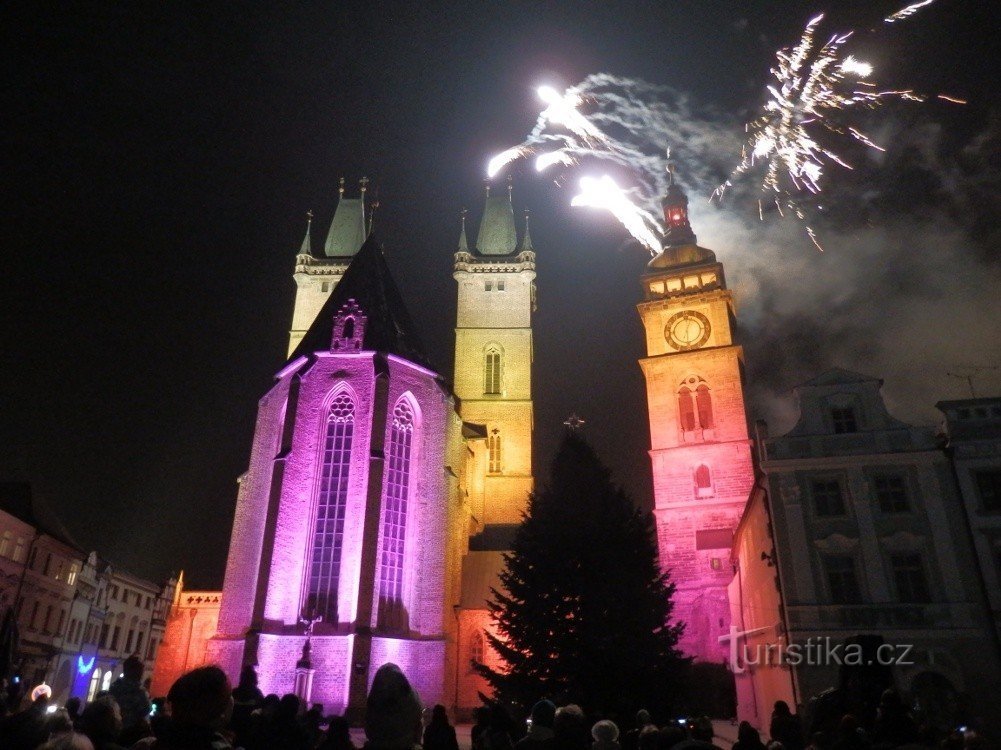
0, 659, 987, 750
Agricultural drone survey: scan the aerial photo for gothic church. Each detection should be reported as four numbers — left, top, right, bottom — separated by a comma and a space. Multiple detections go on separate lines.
206, 182, 536, 716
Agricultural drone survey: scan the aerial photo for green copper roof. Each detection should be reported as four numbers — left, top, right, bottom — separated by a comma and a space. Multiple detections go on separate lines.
324, 197, 366, 257
476, 195, 517, 255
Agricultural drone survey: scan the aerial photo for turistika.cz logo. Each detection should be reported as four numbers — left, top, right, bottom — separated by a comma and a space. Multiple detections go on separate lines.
718, 626, 915, 674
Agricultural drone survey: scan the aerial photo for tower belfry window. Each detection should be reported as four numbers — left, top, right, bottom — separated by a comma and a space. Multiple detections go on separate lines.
696, 384, 714, 429
694, 464, 713, 498
484, 347, 502, 394
378, 398, 415, 632
678, 387, 697, 432
303, 391, 355, 625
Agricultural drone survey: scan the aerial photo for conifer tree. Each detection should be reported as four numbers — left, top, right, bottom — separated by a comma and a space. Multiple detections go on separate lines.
476, 431, 689, 719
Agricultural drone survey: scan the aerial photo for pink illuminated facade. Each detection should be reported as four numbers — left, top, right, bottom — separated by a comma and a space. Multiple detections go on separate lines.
638, 176, 755, 662
208, 237, 463, 715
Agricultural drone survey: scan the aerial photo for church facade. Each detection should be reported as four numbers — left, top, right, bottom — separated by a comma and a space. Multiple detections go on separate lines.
203, 183, 533, 715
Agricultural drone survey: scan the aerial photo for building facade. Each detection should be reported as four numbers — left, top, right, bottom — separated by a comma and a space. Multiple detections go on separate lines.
754, 370, 1001, 732
637, 177, 755, 662
150, 574, 221, 697
936, 397, 1001, 644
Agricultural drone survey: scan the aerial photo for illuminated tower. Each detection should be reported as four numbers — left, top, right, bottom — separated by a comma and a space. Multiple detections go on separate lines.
451, 182, 536, 712
452, 183, 535, 527
638, 169, 754, 662
288, 178, 368, 356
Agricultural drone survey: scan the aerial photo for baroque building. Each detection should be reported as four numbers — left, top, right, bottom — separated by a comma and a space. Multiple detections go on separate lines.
637, 174, 755, 661
203, 183, 534, 715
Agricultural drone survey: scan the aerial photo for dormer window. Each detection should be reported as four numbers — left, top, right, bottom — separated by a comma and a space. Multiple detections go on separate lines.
331, 300, 366, 351
831, 406, 858, 434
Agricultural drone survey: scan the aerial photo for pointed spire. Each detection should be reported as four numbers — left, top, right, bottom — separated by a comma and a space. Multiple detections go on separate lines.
476, 179, 517, 255
661, 162, 697, 248
517, 208, 534, 252
325, 178, 366, 257
298, 210, 313, 256
458, 208, 469, 252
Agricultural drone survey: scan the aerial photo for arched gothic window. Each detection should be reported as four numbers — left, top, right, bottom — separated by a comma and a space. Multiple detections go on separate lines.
694, 464, 713, 498
696, 384, 714, 429
469, 630, 485, 673
88, 669, 102, 702
303, 391, 355, 625
484, 347, 502, 394
678, 387, 697, 432
488, 430, 502, 474
378, 398, 415, 631
342, 317, 355, 340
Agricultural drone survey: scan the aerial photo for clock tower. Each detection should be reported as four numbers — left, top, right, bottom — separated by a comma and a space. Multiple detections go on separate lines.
638, 168, 754, 662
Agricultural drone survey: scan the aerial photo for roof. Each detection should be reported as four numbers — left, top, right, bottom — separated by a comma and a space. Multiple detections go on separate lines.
323, 197, 366, 257
287, 235, 432, 369
797, 367, 882, 388
476, 195, 517, 255
0, 482, 84, 553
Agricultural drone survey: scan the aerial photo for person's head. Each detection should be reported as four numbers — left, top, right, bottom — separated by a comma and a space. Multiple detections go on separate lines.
79, 695, 123, 742
430, 704, 449, 726
123, 656, 144, 681
737, 722, 760, 744
64, 697, 82, 719
766, 742, 785, 750
277, 694, 301, 722
326, 715, 352, 743
531, 700, 557, 730
690, 717, 713, 742
656, 726, 684, 750
238, 664, 258, 689
638, 725, 659, 750
46, 707, 75, 736
635, 710, 652, 727
838, 714, 859, 736
365, 663, 422, 750
262, 694, 280, 715
167, 665, 233, 729
554, 704, 586, 736
773, 700, 791, 717
877, 688, 902, 712
592, 720, 619, 745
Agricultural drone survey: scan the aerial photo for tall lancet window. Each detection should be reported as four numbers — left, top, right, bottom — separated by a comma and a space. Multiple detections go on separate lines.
484, 346, 502, 394
678, 386, 697, 432
303, 391, 354, 624
378, 398, 415, 631
696, 384, 714, 429
488, 429, 502, 474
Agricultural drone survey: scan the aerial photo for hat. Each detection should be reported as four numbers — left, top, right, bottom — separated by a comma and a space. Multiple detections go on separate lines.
365, 663, 422, 749
530, 699, 556, 728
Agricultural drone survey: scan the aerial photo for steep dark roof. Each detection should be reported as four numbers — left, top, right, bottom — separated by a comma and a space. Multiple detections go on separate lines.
0, 482, 84, 552
288, 235, 432, 370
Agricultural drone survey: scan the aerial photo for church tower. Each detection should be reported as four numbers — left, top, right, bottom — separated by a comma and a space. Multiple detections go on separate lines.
288, 178, 368, 356
638, 169, 754, 662
451, 181, 536, 713
452, 182, 535, 528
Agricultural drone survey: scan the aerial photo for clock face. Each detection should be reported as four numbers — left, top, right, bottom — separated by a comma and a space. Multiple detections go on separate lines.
665, 310, 711, 350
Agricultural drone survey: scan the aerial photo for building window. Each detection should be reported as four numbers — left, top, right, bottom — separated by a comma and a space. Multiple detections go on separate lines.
321, 281, 330, 293
88, 670, 102, 702
811, 479, 846, 517
378, 398, 415, 632
68, 562, 80, 586
469, 631, 485, 673
43, 605, 53, 633
125, 630, 135, 652
29, 601, 40, 630
102, 671, 112, 691
488, 430, 502, 474
710, 557, 723, 571
695, 384, 714, 429
111, 626, 121, 651
874, 474, 910, 513
0, 531, 11, 558
100, 624, 110, 649
485, 280, 492, 291
892, 553, 930, 603
56, 609, 65, 636
975, 469, 1001, 512
694, 464, 713, 498
13, 536, 25, 562
497, 280, 505, 291
484, 347, 502, 395
824, 555, 861, 604
678, 386, 697, 432
136, 632, 144, 655
303, 391, 355, 625
831, 407, 858, 434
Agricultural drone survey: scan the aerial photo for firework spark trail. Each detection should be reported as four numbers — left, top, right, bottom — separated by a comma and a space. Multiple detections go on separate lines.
570, 176, 663, 253
885, 0, 937, 23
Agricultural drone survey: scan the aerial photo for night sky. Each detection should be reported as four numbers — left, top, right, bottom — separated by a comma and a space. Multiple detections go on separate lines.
4, 1, 1000, 587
